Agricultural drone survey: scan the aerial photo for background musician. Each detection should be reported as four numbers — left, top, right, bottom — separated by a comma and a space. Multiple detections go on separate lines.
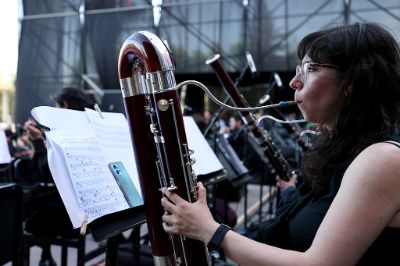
23, 87, 96, 266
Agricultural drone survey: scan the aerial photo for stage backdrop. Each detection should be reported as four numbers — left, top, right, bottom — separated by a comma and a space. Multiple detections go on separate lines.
15, 0, 400, 123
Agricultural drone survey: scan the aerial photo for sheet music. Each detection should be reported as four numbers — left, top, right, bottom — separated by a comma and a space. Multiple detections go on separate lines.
0, 128, 11, 163
49, 128, 128, 224
31, 106, 139, 228
30, 107, 224, 228
183, 116, 224, 175
85, 108, 142, 198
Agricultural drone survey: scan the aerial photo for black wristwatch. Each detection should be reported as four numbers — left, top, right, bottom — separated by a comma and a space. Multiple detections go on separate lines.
207, 224, 231, 259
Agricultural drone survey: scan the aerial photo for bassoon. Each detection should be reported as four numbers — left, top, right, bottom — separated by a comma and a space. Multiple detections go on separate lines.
118, 31, 209, 266
206, 54, 296, 181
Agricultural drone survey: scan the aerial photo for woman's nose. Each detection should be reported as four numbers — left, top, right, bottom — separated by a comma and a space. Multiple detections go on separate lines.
289, 74, 303, 90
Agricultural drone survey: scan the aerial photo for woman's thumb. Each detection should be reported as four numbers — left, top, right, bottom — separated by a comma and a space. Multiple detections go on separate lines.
197, 182, 207, 201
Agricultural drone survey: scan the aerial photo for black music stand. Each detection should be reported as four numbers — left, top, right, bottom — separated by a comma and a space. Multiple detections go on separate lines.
88, 205, 146, 265
0, 183, 22, 266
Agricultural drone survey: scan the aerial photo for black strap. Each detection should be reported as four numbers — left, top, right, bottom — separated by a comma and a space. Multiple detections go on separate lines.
207, 224, 231, 259
208, 224, 231, 249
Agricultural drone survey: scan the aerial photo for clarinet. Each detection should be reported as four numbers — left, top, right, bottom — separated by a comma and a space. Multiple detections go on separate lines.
118, 31, 209, 266
206, 54, 296, 181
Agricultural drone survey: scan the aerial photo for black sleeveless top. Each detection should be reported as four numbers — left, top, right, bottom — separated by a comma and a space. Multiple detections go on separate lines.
285, 135, 400, 265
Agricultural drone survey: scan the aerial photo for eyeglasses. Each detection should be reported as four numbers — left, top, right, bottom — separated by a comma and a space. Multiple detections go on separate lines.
296, 62, 339, 82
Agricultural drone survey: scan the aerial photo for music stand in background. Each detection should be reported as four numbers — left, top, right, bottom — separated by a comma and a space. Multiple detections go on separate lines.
184, 116, 226, 184
0, 183, 22, 266
99, 90, 126, 115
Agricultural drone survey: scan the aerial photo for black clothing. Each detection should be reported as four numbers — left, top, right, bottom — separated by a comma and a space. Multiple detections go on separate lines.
251, 134, 400, 265
287, 166, 344, 251
24, 138, 77, 237
227, 128, 247, 161
31, 139, 52, 183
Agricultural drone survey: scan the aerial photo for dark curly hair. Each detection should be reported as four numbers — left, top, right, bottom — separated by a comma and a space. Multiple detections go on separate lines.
54, 87, 96, 111
298, 22, 400, 187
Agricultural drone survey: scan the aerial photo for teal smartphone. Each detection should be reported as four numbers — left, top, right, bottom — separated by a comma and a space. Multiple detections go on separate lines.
108, 161, 143, 208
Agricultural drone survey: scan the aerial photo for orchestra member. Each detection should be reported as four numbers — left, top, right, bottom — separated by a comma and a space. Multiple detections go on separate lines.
161, 22, 400, 265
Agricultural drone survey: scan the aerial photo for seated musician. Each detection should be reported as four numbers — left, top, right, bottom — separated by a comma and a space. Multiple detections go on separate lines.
160, 22, 400, 265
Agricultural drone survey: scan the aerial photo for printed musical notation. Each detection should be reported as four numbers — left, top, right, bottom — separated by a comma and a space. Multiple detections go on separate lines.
85, 108, 142, 196
30, 106, 225, 229
30, 106, 144, 228
59, 131, 129, 220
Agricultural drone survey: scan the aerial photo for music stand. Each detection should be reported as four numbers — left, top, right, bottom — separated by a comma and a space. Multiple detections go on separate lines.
88, 206, 146, 266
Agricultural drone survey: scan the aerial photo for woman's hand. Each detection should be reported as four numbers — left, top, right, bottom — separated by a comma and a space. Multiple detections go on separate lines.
24, 120, 44, 140
276, 174, 297, 193
161, 182, 220, 244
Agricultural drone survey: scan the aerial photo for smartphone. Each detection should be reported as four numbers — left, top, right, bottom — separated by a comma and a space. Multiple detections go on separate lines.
108, 161, 143, 208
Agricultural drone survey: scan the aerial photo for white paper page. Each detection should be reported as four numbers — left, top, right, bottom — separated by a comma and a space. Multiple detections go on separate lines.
0, 129, 12, 163
183, 116, 223, 175
31, 106, 89, 130
31, 106, 93, 227
31, 106, 129, 228
46, 133, 83, 227
84, 108, 143, 199
51, 129, 129, 226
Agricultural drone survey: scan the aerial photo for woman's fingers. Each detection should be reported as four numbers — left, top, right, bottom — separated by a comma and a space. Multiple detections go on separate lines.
293, 174, 298, 183
196, 182, 207, 203
160, 183, 217, 241
161, 196, 177, 213
162, 211, 175, 224
162, 211, 181, 235
162, 221, 176, 234
161, 187, 184, 205
161, 182, 208, 206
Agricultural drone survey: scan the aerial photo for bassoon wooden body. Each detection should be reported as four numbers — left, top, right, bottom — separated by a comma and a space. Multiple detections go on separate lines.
206, 54, 296, 181
118, 31, 209, 266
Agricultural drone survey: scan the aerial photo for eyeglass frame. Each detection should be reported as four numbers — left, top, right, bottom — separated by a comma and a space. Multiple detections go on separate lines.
296, 62, 339, 82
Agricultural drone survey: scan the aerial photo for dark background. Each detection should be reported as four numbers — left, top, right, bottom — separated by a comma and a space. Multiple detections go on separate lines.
15, 0, 400, 123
